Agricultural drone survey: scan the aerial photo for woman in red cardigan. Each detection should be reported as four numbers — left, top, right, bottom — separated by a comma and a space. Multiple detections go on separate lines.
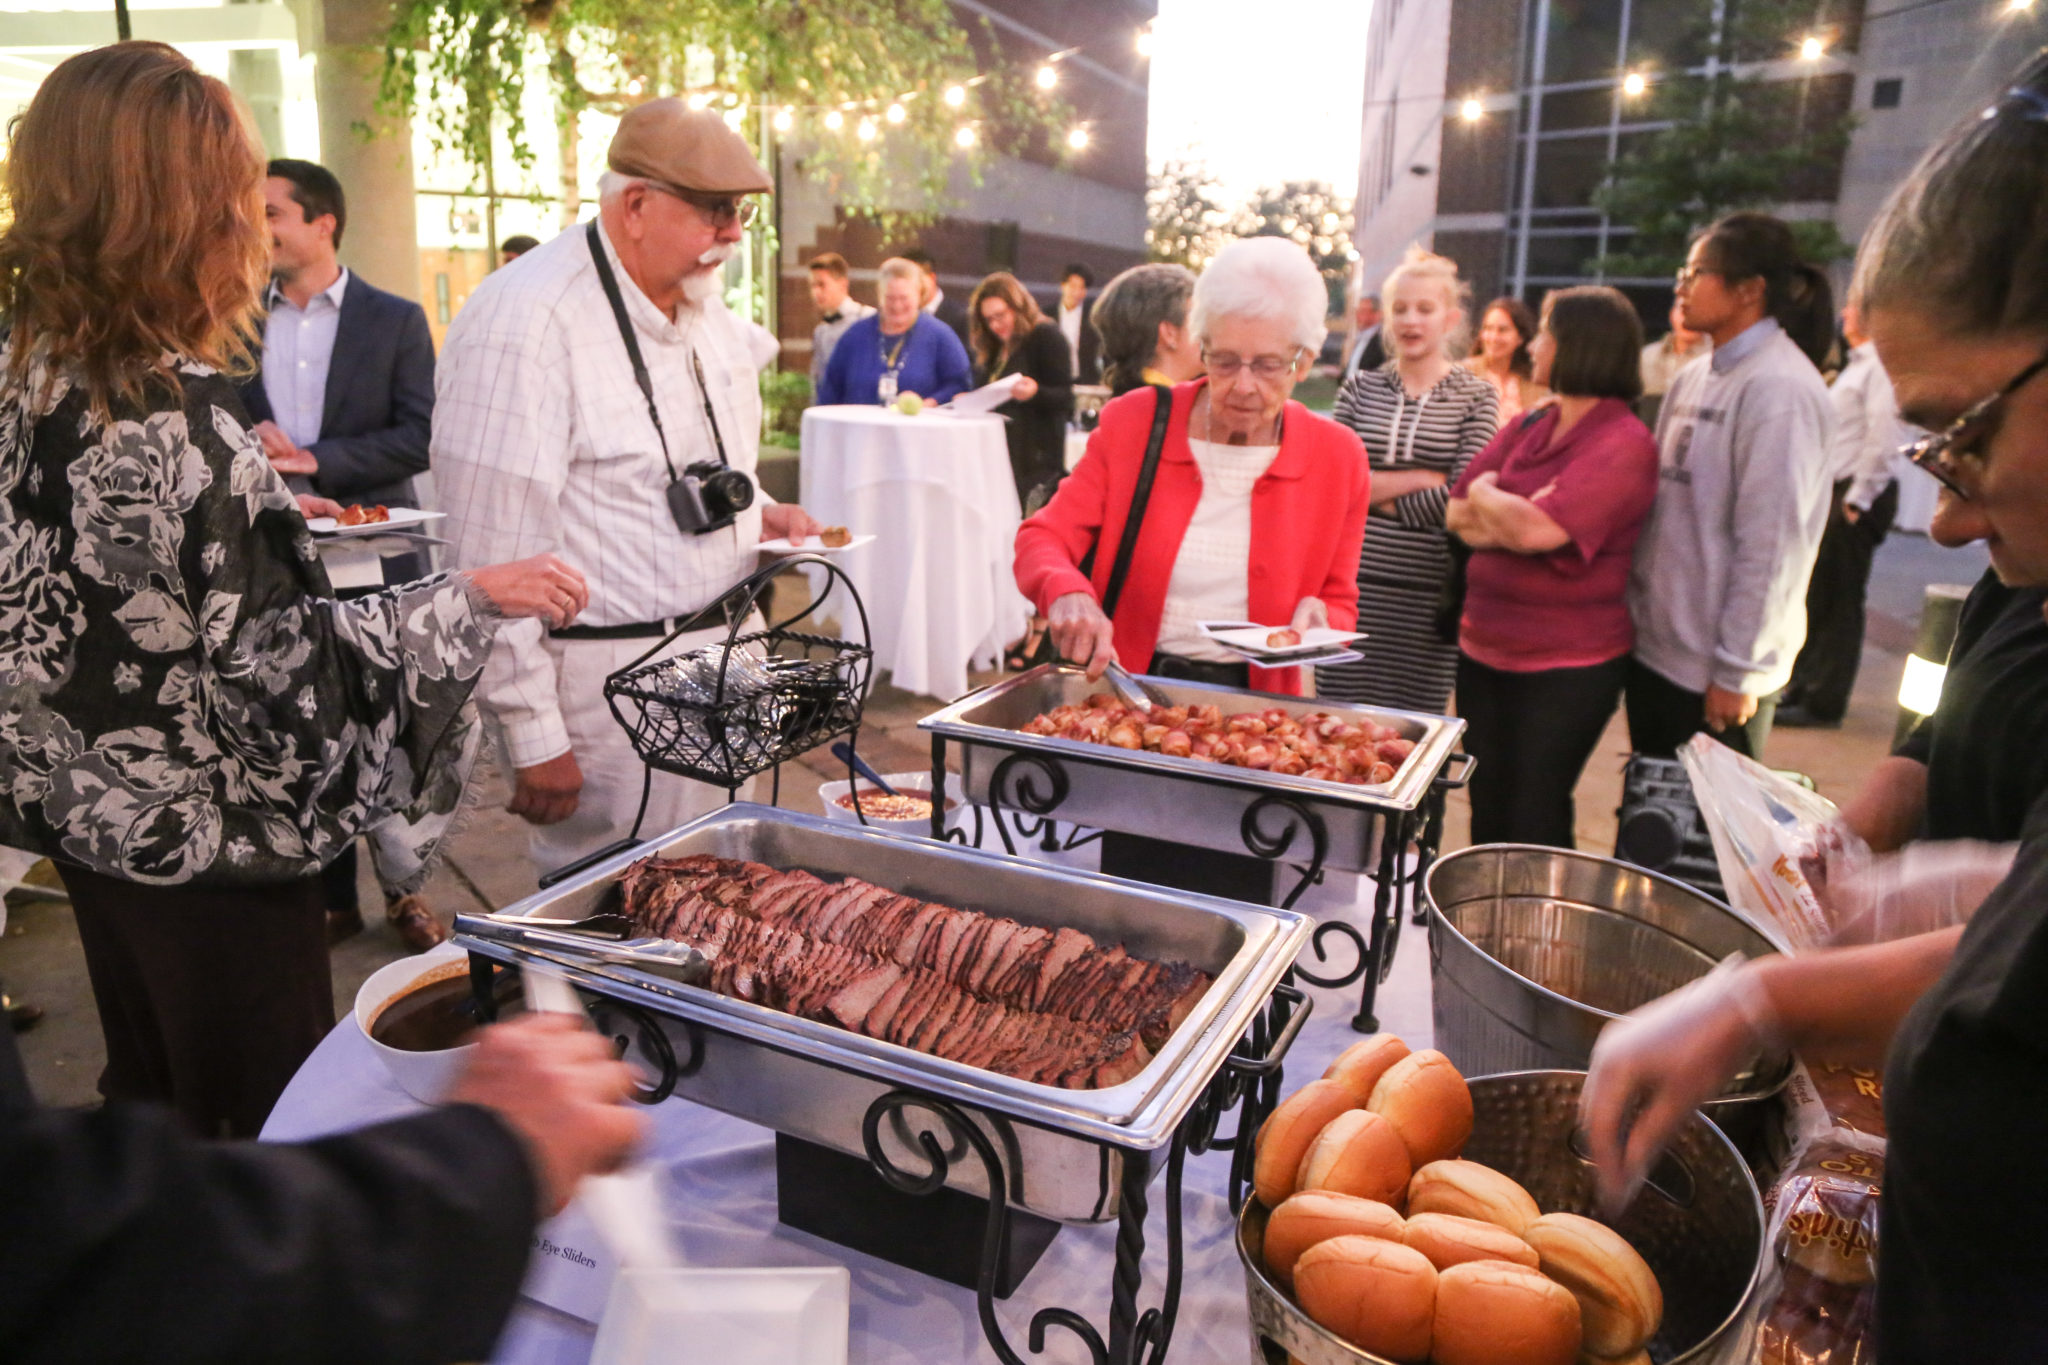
1015, 238, 1372, 697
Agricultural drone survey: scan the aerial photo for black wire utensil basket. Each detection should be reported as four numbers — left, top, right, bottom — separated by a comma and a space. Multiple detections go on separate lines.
604, 554, 873, 789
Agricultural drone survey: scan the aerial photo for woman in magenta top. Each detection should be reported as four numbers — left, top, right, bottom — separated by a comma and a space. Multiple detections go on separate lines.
1445, 286, 1659, 846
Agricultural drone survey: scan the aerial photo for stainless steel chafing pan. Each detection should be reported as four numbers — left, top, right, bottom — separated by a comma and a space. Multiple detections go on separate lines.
453, 804, 1310, 1223
918, 665, 1468, 871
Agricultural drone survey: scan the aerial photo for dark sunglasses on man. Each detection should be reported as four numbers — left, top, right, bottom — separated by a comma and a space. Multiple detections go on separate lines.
1902, 348, 2048, 500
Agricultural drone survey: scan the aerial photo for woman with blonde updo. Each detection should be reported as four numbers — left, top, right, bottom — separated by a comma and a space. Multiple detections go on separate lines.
1318, 247, 1499, 714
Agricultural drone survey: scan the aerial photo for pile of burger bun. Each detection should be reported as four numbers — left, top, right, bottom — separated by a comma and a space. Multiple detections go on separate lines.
1254, 1035, 1663, 1365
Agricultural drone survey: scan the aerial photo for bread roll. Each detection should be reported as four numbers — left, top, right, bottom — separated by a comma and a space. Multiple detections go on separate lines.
1293, 1235, 1438, 1362
1401, 1210, 1540, 1272
1254, 1079, 1357, 1207
1525, 1213, 1663, 1359
1367, 1049, 1474, 1166
1261, 1191, 1404, 1290
1294, 1108, 1412, 1206
1323, 1033, 1412, 1104
1407, 1159, 1542, 1236
1431, 1259, 1582, 1365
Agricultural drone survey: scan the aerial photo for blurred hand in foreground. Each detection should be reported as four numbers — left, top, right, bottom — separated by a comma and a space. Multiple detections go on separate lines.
1828, 840, 2018, 945
446, 1013, 643, 1216
1578, 957, 1782, 1215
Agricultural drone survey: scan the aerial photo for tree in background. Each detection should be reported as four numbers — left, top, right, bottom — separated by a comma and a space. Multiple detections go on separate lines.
1595, 0, 1858, 276
1232, 181, 1356, 317
378, 0, 1059, 228
1145, 157, 1230, 269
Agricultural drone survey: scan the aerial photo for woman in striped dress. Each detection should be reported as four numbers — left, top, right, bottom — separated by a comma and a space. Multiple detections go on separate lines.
1319, 248, 1499, 713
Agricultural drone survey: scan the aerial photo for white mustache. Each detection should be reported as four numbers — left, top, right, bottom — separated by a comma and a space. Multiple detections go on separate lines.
698, 243, 737, 267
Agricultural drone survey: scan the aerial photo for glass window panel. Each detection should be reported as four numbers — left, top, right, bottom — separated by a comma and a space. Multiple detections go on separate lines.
1544, 0, 1625, 85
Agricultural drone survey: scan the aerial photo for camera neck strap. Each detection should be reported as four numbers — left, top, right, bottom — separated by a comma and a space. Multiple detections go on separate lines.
585, 221, 734, 477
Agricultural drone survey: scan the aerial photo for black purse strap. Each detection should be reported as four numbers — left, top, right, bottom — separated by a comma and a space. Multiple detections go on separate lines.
1099, 384, 1173, 618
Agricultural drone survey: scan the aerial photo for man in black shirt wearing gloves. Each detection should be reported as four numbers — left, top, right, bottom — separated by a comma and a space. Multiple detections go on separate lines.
1, 1012, 640, 1363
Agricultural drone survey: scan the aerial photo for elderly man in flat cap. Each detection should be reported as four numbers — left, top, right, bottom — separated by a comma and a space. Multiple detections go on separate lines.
436, 102, 821, 875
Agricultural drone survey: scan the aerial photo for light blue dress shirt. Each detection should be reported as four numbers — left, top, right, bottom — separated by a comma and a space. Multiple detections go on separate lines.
261, 268, 349, 448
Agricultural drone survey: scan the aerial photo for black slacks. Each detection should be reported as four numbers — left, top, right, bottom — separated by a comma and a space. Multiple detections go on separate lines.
1789, 478, 1899, 721
1456, 653, 1628, 848
58, 865, 333, 1138
1624, 657, 1778, 761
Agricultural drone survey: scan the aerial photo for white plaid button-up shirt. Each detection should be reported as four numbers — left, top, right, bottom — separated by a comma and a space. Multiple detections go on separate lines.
434, 220, 768, 768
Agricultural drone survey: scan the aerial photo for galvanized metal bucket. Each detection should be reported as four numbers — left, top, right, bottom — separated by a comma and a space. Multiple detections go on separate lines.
1238, 1070, 1765, 1365
1423, 844, 1788, 1119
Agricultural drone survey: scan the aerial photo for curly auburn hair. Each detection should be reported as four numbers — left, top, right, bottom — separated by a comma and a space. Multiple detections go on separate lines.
966, 271, 1047, 375
0, 42, 269, 412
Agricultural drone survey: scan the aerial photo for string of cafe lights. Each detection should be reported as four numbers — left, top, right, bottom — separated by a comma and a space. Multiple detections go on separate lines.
1452, 0, 2040, 124
642, 19, 1158, 153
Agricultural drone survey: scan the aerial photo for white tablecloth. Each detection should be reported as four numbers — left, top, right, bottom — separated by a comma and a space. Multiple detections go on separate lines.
261, 822, 1436, 1365
798, 407, 1032, 700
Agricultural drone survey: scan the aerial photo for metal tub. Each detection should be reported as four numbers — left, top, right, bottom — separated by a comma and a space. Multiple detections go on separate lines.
918, 665, 1466, 872
1239, 1071, 1765, 1365
1424, 844, 1788, 1116
454, 805, 1310, 1224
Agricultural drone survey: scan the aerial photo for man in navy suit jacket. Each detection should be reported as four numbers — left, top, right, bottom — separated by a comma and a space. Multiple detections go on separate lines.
242, 159, 444, 952
241, 159, 434, 515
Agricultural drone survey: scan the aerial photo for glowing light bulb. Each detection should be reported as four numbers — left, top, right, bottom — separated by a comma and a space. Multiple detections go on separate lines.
1460, 97, 1484, 122
1136, 27, 1155, 57
2009, 0, 2036, 12
824, 109, 844, 131
1322, 211, 1340, 229
944, 84, 967, 108
886, 102, 906, 124
687, 91, 711, 110
1799, 35, 1826, 60
773, 108, 794, 133
723, 108, 745, 129
954, 124, 976, 148
1622, 71, 1647, 97
1035, 64, 1058, 91
856, 117, 876, 142
1066, 125, 1089, 150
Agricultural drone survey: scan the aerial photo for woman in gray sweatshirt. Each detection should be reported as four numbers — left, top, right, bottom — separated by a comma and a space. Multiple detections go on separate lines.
1625, 212, 1837, 759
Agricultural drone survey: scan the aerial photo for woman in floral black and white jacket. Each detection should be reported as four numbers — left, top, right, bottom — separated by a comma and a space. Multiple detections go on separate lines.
0, 42, 590, 1136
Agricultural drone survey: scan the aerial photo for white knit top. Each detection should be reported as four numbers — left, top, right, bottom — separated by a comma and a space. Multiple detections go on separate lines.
1154, 438, 1282, 662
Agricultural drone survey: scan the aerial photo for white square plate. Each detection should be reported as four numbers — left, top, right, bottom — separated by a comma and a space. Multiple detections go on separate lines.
305, 507, 446, 538
589, 1266, 850, 1365
757, 534, 877, 555
1199, 621, 1365, 660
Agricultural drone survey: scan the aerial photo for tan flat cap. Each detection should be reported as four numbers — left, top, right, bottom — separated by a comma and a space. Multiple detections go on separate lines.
608, 98, 772, 195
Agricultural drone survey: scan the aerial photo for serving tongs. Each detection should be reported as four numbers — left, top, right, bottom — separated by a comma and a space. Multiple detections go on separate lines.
467, 912, 710, 984
1102, 662, 1166, 716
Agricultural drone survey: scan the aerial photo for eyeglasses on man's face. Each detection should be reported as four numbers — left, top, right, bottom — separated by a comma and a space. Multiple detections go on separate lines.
649, 182, 759, 229
1673, 263, 1723, 291
1202, 347, 1305, 383
1900, 347, 2048, 501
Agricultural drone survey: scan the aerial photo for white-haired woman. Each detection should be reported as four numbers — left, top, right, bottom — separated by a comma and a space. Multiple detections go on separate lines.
1318, 247, 1498, 714
1015, 237, 1371, 695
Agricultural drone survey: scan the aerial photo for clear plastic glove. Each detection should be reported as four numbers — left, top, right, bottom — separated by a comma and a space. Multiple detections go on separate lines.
1827, 840, 2018, 945
1578, 957, 1783, 1215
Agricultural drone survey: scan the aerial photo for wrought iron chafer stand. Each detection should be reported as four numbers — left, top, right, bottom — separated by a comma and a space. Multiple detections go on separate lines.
919, 665, 1474, 1035
486, 571, 1324, 1365
466, 807, 1312, 1365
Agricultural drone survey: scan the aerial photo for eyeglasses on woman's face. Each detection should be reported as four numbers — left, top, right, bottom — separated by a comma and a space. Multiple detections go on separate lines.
1901, 347, 2048, 501
1201, 346, 1304, 384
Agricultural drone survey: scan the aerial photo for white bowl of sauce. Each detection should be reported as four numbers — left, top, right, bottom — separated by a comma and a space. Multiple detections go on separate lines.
353, 945, 522, 1102
816, 771, 963, 836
